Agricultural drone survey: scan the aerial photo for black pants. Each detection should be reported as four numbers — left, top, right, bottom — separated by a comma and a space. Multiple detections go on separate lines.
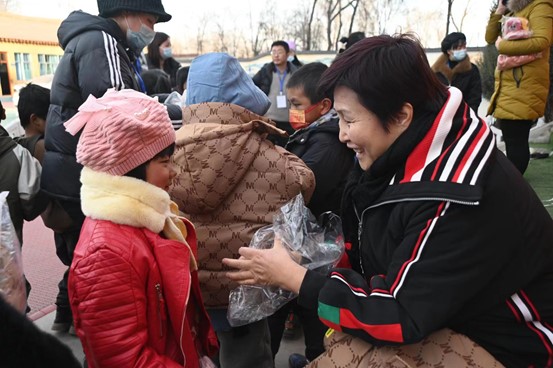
53, 204, 85, 315
499, 119, 533, 174
268, 299, 327, 362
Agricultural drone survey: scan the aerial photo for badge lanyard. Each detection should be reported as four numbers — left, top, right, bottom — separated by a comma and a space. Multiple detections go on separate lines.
132, 59, 147, 93
276, 68, 287, 95
276, 68, 288, 109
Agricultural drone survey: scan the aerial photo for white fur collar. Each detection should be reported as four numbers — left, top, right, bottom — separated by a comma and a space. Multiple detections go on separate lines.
80, 167, 171, 234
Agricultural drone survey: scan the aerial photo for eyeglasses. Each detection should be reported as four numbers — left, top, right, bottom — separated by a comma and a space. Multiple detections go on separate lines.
271, 51, 286, 56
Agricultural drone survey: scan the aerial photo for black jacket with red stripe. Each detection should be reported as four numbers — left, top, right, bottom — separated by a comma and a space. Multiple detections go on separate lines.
298, 88, 553, 367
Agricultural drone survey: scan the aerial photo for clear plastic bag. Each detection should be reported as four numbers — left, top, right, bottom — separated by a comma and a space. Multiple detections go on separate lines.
0, 192, 26, 313
227, 194, 344, 327
164, 91, 186, 108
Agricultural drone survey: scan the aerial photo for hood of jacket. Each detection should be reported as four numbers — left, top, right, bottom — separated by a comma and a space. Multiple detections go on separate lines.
0, 126, 16, 158
172, 102, 285, 213
507, 0, 535, 12
58, 10, 126, 50
186, 53, 271, 116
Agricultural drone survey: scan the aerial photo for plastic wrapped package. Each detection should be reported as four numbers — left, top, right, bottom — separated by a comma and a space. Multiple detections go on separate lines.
497, 16, 542, 71
0, 192, 26, 313
501, 16, 532, 40
227, 194, 344, 327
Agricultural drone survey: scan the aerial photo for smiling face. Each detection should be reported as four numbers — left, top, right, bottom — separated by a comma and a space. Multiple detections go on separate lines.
145, 155, 176, 191
334, 86, 408, 171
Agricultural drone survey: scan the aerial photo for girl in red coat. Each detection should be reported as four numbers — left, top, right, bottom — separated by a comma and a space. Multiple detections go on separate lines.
65, 89, 218, 367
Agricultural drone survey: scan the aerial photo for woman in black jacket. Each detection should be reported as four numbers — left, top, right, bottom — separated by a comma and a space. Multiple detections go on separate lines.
224, 34, 553, 367
146, 32, 182, 90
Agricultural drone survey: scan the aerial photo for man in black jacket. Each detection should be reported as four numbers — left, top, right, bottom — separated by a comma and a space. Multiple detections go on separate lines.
41, 0, 171, 333
431, 32, 482, 114
252, 40, 298, 146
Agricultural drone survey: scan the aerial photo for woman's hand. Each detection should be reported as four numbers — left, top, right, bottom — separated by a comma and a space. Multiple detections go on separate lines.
223, 237, 307, 294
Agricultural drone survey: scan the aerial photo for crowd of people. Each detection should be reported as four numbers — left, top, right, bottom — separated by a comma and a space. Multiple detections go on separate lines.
1, 0, 553, 367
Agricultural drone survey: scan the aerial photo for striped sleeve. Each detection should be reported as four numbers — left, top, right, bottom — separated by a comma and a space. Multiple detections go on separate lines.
316, 199, 506, 346
77, 31, 125, 100
101, 31, 124, 90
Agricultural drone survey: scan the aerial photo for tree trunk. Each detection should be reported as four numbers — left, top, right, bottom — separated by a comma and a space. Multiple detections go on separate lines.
446, 0, 454, 35
307, 0, 318, 51
348, 0, 360, 36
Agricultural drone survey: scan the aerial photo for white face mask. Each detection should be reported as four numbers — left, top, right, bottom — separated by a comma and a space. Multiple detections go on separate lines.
287, 55, 294, 62
161, 47, 172, 59
126, 16, 155, 53
452, 49, 467, 61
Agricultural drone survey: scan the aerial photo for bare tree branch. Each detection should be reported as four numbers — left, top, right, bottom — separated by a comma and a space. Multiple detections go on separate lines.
307, 0, 319, 50
348, 0, 360, 36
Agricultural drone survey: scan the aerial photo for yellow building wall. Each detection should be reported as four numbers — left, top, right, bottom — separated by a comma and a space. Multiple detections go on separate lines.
0, 42, 63, 95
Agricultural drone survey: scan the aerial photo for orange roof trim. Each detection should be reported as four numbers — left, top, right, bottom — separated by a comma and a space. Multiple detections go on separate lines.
0, 11, 61, 45
0, 38, 59, 47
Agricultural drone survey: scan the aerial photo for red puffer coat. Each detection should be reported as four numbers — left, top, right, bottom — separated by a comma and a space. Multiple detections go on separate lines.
69, 217, 218, 367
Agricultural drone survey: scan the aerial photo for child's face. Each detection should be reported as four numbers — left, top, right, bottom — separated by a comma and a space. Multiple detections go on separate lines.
287, 86, 321, 126
145, 155, 176, 192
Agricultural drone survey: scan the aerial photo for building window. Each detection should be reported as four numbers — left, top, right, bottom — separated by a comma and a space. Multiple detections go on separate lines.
14, 52, 32, 80
38, 54, 60, 76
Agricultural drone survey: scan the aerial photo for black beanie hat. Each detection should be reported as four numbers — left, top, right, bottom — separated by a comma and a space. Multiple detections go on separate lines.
97, 0, 172, 23
441, 32, 466, 54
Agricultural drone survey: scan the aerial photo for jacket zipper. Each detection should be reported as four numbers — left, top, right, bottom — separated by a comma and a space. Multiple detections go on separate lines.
155, 283, 164, 338
354, 197, 479, 277
180, 276, 192, 366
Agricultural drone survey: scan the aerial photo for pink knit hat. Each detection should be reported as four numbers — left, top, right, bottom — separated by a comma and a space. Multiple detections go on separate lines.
64, 88, 175, 176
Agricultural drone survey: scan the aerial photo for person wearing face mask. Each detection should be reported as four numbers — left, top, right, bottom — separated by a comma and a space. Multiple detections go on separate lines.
146, 32, 182, 90
41, 0, 171, 335
431, 32, 482, 114
224, 34, 553, 368
287, 40, 304, 68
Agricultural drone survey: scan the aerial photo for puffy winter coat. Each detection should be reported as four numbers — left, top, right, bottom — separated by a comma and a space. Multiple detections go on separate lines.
171, 102, 315, 308
42, 11, 139, 209
485, 0, 553, 120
